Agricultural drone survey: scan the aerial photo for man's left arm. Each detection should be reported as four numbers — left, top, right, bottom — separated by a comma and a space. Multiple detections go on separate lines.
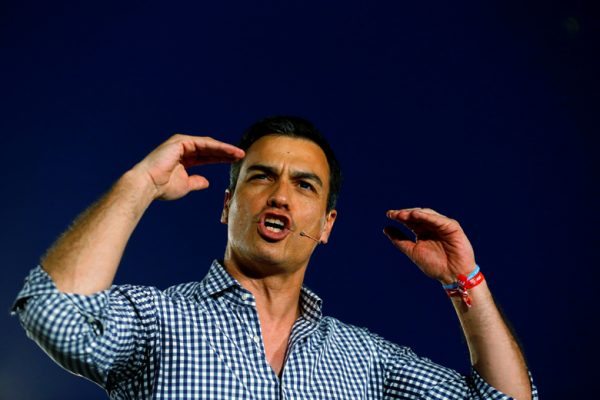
384, 208, 533, 400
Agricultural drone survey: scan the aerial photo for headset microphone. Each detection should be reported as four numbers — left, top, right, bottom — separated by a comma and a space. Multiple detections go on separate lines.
299, 231, 321, 243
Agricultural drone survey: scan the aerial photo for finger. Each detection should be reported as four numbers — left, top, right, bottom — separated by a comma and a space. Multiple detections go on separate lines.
187, 175, 210, 191
387, 207, 445, 219
408, 209, 452, 226
181, 154, 243, 168
404, 210, 461, 236
385, 210, 422, 234
383, 226, 415, 257
167, 133, 237, 149
179, 145, 245, 169
178, 136, 245, 159
388, 209, 449, 227
418, 208, 447, 218
386, 208, 420, 221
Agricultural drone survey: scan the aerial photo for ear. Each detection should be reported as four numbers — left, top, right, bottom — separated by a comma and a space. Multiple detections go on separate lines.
221, 189, 232, 224
318, 209, 337, 244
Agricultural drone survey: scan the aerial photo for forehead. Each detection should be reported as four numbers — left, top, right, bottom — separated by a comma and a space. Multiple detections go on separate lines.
241, 135, 330, 179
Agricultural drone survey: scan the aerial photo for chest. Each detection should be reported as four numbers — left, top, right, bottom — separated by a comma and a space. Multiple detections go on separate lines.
262, 324, 294, 377
149, 299, 378, 399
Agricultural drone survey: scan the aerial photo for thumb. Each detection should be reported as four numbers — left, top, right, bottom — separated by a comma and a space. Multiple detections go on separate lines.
383, 226, 415, 257
188, 175, 210, 191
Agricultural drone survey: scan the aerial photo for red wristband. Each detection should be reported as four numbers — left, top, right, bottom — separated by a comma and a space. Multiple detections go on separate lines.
445, 271, 485, 307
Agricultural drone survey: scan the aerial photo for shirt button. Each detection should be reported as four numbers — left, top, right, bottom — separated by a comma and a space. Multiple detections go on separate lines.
241, 293, 250, 300
85, 347, 92, 353
253, 335, 260, 344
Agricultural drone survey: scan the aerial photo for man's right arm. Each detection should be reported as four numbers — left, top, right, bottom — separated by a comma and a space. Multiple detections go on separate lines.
42, 134, 245, 295
42, 168, 154, 294
12, 134, 245, 389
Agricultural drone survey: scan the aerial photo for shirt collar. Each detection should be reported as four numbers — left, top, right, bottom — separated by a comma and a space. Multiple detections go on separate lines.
196, 259, 241, 299
196, 259, 323, 323
299, 284, 323, 324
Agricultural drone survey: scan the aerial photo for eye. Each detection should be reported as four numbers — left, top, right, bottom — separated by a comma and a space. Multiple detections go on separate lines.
250, 174, 269, 181
298, 180, 315, 191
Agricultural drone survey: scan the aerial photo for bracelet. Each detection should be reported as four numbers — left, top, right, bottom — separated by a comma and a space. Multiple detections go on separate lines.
443, 265, 485, 308
442, 265, 481, 290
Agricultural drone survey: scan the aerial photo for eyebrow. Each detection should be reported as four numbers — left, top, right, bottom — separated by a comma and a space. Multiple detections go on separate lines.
246, 164, 324, 188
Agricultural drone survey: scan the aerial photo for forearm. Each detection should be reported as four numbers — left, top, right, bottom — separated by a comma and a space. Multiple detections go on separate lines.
42, 168, 156, 294
451, 280, 532, 400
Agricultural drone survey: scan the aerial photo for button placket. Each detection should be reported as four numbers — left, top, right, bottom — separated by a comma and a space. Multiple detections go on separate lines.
234, 298, 264, 353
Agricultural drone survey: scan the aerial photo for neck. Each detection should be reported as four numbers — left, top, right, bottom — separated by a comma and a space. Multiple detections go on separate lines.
223, 250, 306, 323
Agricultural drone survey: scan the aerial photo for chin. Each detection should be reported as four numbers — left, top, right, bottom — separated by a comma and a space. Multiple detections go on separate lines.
227, 236, 309, 275
248, 248, 307, 275
250, 249, 290, 268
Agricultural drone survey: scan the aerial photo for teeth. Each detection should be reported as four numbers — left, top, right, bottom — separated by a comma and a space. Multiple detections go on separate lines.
265, 218, 285, 228
264, 217, 286, 234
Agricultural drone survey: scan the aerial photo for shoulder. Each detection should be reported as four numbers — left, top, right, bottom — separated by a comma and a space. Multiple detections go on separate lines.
102, 281, 202, 321
163, 280, 201, 298
314, 316, 423, 378
318, 316, 415, 359
108, 280, 200, 305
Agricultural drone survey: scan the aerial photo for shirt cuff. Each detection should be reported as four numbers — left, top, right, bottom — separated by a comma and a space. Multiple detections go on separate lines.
11, 265, 58, 313
472, 367, 539, 400
11, 265, 111, 322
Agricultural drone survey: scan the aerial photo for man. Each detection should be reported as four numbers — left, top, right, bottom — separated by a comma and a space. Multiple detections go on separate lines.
13, 116, 536, 399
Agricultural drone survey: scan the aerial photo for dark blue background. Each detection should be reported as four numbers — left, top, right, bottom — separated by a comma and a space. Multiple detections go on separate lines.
1, 1, 598, 398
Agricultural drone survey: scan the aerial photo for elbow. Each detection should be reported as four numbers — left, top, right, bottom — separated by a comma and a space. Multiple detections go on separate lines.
15, 292, 107, 378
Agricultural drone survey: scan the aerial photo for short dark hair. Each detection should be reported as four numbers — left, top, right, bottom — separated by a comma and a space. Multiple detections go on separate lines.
229, 116, 341, 211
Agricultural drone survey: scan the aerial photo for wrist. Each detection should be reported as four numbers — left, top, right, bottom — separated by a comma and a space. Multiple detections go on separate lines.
118, 168, 158, 207
441, 265, 481, 289
437, 262, 477, 285
442, 265, 485, 308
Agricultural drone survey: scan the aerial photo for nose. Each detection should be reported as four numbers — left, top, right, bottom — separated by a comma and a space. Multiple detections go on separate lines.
267, 181, 291, 210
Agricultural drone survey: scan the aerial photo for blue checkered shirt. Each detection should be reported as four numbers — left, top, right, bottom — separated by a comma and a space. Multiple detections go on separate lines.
13, 260, 537, 399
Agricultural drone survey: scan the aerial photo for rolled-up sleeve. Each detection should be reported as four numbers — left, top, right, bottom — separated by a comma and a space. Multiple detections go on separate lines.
11, 266, 159, 391
371, 332, 538, 399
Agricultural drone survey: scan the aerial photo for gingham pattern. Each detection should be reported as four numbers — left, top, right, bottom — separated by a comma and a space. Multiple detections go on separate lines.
12, 261, 537, 399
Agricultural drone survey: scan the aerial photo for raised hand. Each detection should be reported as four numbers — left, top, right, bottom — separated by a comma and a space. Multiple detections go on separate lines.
133, 134, 245, 201
41, 134, 244, 294
383, 208, 476, 284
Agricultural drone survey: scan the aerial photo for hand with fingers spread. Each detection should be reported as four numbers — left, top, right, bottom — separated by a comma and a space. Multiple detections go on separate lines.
133, 134, 245, 201
384, 208, 476, 284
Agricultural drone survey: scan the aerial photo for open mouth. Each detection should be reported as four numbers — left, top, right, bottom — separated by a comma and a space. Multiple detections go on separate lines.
257, 212, 292, 240
264, 217, 286, 233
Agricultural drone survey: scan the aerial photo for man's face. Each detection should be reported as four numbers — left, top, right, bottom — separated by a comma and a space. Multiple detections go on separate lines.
222, 135, 337, 274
